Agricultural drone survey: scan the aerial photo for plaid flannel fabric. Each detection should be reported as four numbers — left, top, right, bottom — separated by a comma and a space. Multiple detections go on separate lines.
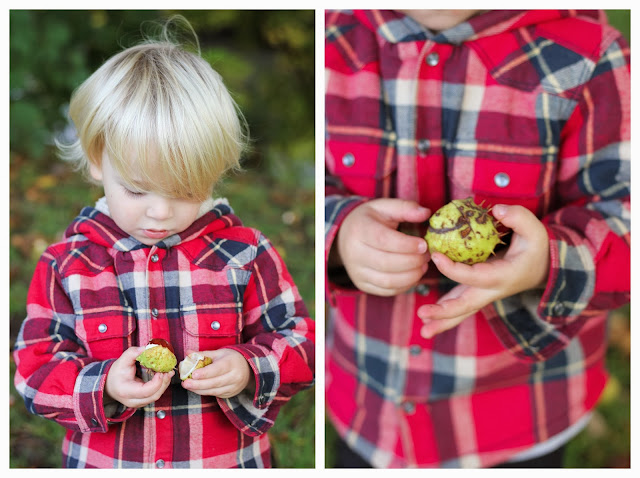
325, 10, 629, 467
14, 201, 315, 468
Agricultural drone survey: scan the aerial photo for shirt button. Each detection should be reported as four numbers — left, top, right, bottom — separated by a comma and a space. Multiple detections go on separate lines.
151, 308, 159, 318
415, 284, 430, 296
409, 345, 422, 356
155, 459, 165, 469
417, 139, 431, 155
156, 410, 166, 419
553, 303, 564, 316
426, 52, 440, 66
151, 254, 159, 263
494, 172, 510, 188
98, 323, 107, 333
91, 418, 99, 426
211, 321, 221, 331
342, 153, 355, 168
402, 401, 416, 414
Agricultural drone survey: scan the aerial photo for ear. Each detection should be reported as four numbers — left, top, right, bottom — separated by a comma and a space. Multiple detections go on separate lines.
88, 161, 103, 181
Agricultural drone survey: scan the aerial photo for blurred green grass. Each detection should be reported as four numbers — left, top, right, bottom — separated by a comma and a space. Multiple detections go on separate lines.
9, 10, 314, 468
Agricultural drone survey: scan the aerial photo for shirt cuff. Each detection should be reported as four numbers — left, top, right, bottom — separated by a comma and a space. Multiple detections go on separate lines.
217, 345, 280, 436
484, 224, 597, 361
537, 223, 596, 321
72, 360, 113, 433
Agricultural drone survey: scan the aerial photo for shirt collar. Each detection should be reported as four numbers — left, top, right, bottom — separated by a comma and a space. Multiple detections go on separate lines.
71, 197, 233, 252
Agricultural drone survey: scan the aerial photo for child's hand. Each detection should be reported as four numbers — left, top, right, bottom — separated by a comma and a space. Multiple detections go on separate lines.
105, 346, 174, 408
181, 349, 253, 399
417, 204, 550, 338
333, 198, 431, 296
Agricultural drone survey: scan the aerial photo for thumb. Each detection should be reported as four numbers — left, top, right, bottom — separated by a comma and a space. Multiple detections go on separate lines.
370, 198, 430, 224
124, 345, 146, 361
491, 204, 541, 238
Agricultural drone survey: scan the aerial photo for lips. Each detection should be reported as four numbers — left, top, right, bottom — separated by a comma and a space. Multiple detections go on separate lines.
143, 229, 169, 239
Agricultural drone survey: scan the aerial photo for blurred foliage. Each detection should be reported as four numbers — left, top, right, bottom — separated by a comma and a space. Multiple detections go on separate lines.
10, 10, 314, 468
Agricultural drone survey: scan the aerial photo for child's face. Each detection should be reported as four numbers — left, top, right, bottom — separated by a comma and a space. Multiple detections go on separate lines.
398, 10, 482, 32
90, 152, 204, 246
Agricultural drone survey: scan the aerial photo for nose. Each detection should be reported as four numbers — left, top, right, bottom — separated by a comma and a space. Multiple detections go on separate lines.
146, 196, 173, 221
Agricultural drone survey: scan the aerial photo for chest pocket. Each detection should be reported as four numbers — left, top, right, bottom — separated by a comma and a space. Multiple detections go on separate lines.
326, 135, 397, 198
180, 304, 242, 353
75, 308, 137, 361
448, 153, 557, 217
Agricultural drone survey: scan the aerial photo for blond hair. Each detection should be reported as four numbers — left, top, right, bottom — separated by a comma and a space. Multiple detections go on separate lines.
58, 17, 247, 202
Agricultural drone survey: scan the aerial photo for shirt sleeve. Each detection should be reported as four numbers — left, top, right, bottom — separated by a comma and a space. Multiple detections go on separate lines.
217, 231, 315, 436
486, 33, 631, 361
13, 250, 135, 433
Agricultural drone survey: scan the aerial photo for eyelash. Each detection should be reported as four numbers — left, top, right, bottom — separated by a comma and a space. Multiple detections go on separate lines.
123, 187, 144, 198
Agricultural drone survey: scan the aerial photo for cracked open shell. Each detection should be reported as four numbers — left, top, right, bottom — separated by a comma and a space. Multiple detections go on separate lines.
179, 352, 213, 380
136, 338, 177, 373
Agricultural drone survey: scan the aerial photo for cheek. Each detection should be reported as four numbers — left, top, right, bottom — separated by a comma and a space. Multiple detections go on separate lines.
179, 206, 202, 228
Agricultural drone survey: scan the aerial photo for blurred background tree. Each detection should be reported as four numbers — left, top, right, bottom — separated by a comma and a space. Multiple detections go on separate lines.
9, 10, 315, 468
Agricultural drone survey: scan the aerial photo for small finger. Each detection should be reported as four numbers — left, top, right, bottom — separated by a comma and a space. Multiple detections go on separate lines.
431, 252, 503, 289
420, 315, 468, 339
363, 227, 428, 255
365, 250, 430, 274
357, 266, 427, 296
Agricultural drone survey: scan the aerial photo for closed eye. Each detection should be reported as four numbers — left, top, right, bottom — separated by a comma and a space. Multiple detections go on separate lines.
122, 186, 145, 198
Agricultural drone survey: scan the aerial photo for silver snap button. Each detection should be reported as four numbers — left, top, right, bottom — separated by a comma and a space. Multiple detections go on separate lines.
156, 410, 166, 419
417, 139, 431, 155
151, 308, 159, 318
415, 284, 430, 296
426, 52, 440, 66
402, 401, 416, 414
155, 459, 165, 468
210, 321, 221, 331
494, 172, 510, 188
342, 153, 355, 167
553, 303, 564, 316
409, 345, 422, 356
98, 323, 107, 333
151, 254, 159, 263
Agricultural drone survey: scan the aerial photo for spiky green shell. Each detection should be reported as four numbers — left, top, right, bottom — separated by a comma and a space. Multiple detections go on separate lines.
425, 197, 501, 265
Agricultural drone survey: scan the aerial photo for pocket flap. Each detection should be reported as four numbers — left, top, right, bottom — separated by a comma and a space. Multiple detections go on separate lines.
75, 309, 137, 342
180, 304, 240, 338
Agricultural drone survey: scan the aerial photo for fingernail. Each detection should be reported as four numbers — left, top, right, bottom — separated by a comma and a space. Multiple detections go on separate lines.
431, 253, 441, 266
418, 240, 427, 253
493, 205, 506, 218
417, 307, 431, 320
420, 326, 434, 339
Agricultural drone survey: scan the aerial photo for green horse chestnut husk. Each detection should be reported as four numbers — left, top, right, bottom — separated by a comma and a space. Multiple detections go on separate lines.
425, 197, 507, 264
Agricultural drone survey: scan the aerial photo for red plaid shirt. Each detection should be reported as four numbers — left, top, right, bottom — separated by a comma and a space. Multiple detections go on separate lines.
14, 200, 315, 468
325, 10, 630, 467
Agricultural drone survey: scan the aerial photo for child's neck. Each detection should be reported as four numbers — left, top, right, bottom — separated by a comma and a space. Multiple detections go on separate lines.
399, 9, 483, 33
